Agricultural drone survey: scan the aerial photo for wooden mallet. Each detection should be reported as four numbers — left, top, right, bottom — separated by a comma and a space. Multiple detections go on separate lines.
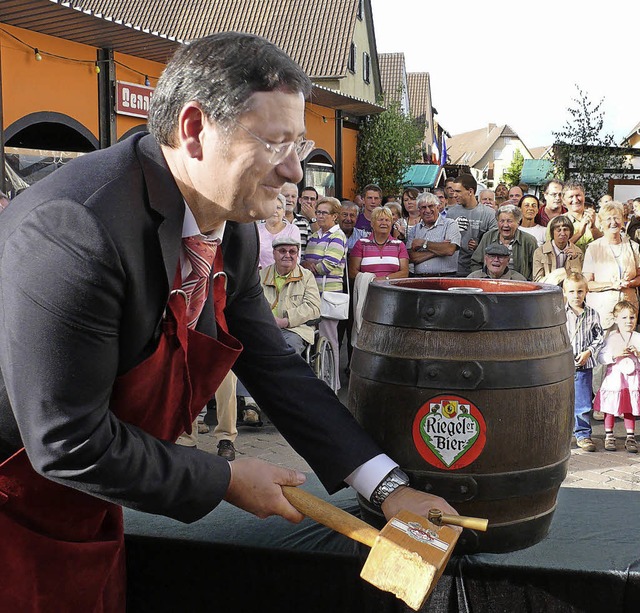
283, 486, 488, 611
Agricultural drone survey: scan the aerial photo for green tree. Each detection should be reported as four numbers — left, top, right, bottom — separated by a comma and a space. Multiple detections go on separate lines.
502, 149, 525, 186
355, 100, 423, 196
552, 86, 629, 200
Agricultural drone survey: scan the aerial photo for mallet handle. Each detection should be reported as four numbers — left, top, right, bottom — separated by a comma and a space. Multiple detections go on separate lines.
282, 486, 379, 548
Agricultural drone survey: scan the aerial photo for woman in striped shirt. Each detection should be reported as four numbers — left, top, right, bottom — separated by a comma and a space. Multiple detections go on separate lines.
302, 197, 347, 389
349, 206, 410, 280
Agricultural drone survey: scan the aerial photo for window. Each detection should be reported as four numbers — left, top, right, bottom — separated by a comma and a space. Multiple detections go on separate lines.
357, 0, 364, 19
363, 51, 370, 84
347, 43, 356, 73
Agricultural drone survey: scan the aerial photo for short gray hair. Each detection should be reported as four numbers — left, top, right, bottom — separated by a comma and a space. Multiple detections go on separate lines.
497, 203, 522, 223
416, 192, 439, 207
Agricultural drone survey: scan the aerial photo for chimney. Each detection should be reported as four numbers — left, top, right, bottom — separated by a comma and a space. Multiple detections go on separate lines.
488, 123, 496, 134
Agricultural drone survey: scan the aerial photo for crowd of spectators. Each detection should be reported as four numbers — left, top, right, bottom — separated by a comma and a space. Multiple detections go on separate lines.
254, 176, 640, 455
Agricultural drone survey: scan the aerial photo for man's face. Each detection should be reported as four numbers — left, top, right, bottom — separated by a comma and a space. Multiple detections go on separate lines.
434, 191, 447, 212
339, 207, 358, 232
183, 90, 305, 231
452, 182, 474, 207
479, 190, 496, 209
498, 213, 518, 240
280, 183, 298, 212
273, 244, 299, 275
484, 253, 509, 277
495, 184, 509, 199
419, 201, 438, 226
508, 186, 523, 203
364, 190, 381, 212
299, 189, 317, 210
563, 188, 584, 213
544, 182, 563, 211
445, 182, 455, 198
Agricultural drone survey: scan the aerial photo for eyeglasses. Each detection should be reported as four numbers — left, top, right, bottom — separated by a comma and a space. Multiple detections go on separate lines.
275, 248, 299, 255
231, 118, 315, 165
315, 210, 332, 216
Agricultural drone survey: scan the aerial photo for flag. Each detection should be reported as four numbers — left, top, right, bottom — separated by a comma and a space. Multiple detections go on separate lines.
440, 135, 447, 167
432, 135, 440, 165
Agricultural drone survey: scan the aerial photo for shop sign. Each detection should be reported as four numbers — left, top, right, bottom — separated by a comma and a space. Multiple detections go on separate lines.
116, 81, 154, 119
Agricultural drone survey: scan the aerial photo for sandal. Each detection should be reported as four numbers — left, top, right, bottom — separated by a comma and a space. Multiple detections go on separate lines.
625, 437, 638, 454
605, 436, 617, 451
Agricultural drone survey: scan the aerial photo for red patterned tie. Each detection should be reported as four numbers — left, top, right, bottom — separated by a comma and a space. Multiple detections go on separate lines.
182, 236, 218, 330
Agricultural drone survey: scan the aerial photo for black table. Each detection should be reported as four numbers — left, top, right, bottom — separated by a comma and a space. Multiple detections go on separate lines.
124, 476, 640, 612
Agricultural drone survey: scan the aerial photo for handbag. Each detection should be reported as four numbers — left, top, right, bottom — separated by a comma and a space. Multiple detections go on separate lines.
320, 271, 349, 320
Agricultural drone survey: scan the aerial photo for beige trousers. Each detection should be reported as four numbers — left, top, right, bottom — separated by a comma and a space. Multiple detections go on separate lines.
176, 370, 238, 447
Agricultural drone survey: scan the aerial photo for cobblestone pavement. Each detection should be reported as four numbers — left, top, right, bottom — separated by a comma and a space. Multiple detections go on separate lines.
197, 380, 640, 492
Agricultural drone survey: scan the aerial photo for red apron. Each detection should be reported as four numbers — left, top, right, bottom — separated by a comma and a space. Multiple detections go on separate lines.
0, 270, 242, 612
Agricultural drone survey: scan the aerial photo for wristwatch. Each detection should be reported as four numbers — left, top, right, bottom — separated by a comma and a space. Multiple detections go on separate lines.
422, 240, 429, 251
370, 467, 410, 508
310, 217, 317, 223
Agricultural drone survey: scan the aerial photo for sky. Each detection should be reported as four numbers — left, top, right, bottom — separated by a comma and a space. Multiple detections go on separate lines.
370, 0, 639, 149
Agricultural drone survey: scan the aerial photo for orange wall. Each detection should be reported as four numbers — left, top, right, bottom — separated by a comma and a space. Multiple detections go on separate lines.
1, 25, 359, 199
1, 25, 99, 139
304, 102, 336, 159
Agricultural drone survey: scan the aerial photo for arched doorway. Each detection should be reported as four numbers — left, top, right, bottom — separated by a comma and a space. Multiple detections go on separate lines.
304, 149, 335, 198
4, 112, 98, 192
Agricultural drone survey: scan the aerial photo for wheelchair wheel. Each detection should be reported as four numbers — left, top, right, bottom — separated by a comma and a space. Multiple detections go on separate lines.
314, 337, 336, 391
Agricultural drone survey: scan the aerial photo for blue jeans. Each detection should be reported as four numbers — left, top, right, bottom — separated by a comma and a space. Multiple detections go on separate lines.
574, 369, 593, 440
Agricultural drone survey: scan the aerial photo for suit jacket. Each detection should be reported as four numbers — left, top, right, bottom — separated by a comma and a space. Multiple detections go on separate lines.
0, 134, 381, 522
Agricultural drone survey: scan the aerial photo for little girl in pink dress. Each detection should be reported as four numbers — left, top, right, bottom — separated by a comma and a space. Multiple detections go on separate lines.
594, 300, 640, 453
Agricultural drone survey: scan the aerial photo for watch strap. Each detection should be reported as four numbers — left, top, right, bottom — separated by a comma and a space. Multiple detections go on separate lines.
370, 467, 410, 508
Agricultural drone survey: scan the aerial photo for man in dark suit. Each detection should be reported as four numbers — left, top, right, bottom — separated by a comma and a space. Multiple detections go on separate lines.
0, 32, 457, 608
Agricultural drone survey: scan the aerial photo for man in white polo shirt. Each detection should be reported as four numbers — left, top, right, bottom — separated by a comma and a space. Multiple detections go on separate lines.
408, 192, 461, 277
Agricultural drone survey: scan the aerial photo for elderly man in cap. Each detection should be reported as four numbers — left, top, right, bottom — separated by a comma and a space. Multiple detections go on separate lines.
467, 242, 527, 280
260, 235, 321, 355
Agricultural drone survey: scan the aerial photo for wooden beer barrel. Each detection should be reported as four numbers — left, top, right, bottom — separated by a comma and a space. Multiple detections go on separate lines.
348, 278, 574, 553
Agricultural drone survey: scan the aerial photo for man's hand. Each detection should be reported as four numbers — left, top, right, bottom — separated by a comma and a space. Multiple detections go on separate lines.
274, 316, 289, 329
301, 201, 316, 221
468, 238, 478, 251
224, 458, 307, 523
411, 238, 427, 252
380, 486, 462, 533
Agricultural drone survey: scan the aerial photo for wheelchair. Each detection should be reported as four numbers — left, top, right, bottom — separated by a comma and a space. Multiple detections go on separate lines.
303, 319, 338, 392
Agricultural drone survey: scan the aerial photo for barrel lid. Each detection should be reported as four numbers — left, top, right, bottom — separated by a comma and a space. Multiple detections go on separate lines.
364, 278, 565, 330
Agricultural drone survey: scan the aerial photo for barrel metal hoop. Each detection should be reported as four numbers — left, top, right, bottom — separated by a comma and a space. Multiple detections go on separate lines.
411, 455, 570, 502
351, 349, 575, 389
363, 282, 566, 331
